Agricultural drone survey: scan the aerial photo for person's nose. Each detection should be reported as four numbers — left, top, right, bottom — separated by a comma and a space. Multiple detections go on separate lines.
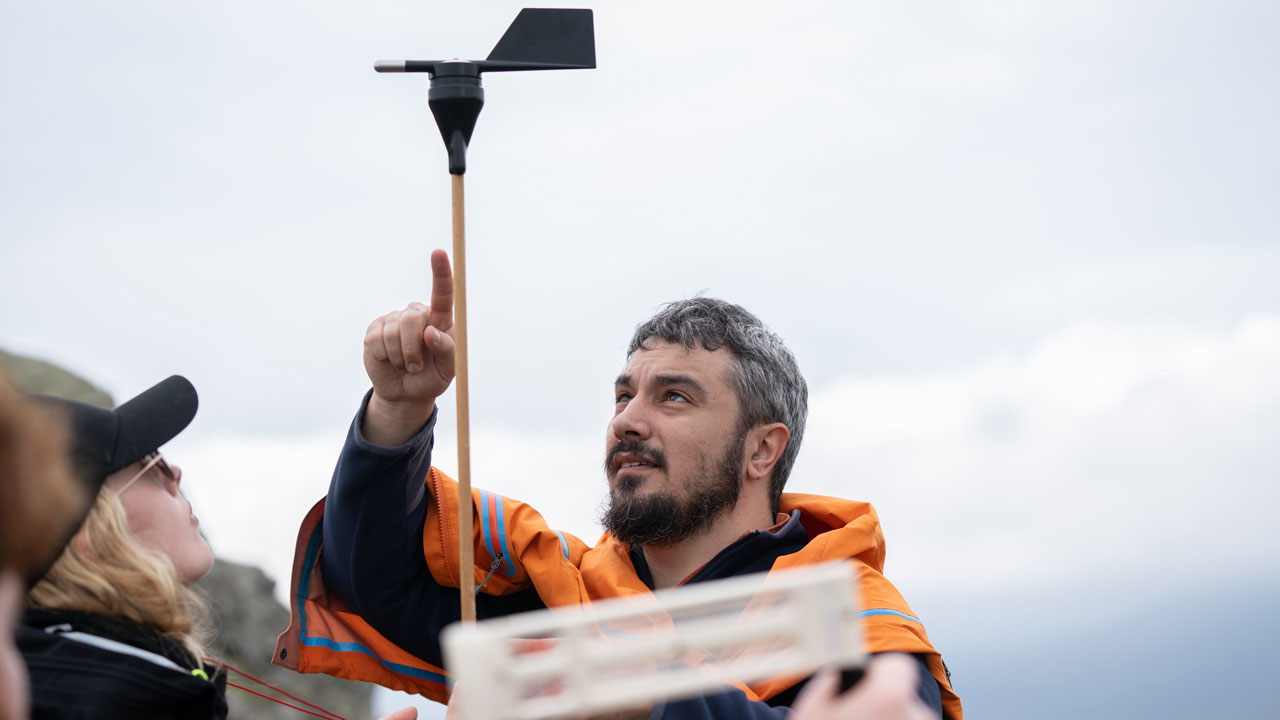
609, 397, 652, 442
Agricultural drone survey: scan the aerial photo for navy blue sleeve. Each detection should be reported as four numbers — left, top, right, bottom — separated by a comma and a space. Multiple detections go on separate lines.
912, 653, 943, 715
656, 653, 942, 719
320, 391, 545, 668
653, 689, 791, 719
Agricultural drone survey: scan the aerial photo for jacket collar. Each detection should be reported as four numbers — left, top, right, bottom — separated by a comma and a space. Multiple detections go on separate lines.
22, 607, 201, 672
628, 510, 811, 589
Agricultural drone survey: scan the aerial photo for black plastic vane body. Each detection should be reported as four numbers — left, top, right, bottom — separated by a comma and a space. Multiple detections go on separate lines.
375, 8, 596, 175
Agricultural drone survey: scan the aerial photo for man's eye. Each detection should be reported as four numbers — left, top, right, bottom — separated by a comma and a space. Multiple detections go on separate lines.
615, 392, 632, 404
665, 391, 688, 403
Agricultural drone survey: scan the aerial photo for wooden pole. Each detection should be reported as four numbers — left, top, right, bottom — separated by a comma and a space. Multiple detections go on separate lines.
451, 173, 476, 623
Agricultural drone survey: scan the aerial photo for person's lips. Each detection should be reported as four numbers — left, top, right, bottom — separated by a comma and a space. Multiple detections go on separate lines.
613, 452, 661, 474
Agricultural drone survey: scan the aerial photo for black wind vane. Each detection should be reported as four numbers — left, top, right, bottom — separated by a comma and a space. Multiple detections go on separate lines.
375, 9, 596, 623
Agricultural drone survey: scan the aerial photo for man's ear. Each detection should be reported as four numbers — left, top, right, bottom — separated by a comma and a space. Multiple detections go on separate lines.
744, 423, 789, 483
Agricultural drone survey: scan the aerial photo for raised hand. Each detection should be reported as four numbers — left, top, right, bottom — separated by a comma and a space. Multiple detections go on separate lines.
362, 249, 456, 446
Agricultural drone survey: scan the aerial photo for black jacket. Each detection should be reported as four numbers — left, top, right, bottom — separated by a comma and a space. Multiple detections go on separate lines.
18, 608, 228, 720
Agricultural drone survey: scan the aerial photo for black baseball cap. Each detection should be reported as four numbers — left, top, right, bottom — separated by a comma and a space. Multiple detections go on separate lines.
28, 375, 198, 583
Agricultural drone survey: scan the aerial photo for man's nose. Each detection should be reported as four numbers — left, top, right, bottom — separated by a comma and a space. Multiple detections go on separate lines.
609, 399, 651, 440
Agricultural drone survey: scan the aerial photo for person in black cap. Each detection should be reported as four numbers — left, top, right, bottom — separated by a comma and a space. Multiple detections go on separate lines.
14, 377, 420, 720
17, 375, 227, 720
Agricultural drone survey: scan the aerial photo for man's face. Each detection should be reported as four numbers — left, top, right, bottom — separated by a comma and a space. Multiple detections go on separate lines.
602, 340, 746, 546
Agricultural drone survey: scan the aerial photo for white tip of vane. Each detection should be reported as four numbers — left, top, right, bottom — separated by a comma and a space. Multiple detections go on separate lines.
374, 60, 406, 72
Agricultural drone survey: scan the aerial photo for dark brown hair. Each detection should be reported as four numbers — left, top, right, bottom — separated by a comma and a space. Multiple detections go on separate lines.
0, 373, 80, 580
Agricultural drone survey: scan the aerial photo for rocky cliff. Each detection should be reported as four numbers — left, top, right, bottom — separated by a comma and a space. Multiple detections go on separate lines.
0, 349, 113, 408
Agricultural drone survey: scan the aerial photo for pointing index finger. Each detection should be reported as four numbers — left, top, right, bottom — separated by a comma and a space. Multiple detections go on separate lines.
429, 249, 454, 331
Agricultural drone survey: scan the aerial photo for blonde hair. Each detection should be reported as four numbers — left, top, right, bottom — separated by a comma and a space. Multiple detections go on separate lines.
28, 488, 213, 663
0, 374, 80, 579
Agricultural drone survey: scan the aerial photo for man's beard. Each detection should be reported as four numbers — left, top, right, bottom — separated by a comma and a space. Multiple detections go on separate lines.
600, 435, 744, 547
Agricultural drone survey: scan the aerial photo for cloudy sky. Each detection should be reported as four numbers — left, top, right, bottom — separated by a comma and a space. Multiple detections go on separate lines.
3, 1, 1278, 717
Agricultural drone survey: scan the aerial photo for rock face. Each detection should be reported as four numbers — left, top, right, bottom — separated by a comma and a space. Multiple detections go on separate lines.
2, 350, 374, 719
0, 349, 113, 408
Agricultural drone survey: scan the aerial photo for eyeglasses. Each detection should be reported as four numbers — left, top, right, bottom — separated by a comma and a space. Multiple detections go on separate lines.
114, 451, 176, 496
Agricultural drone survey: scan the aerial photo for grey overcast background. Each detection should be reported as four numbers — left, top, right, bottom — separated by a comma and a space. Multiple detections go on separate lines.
3, 1, 1278, 718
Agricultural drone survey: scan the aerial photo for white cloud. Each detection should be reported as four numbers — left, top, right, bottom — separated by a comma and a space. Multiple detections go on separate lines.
173, 430, 347, 605
800, 316, 1280, 609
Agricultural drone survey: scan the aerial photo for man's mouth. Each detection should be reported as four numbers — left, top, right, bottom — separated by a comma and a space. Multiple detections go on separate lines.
606, 442, 667, 478
616, 458, 660, 476
619, 459, 656, 470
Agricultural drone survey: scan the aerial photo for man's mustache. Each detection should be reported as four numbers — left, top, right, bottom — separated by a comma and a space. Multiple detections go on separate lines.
604, 440, 667, 475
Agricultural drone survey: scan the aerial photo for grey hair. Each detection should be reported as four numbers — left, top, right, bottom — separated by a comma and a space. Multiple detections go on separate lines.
627, 298, 808, 512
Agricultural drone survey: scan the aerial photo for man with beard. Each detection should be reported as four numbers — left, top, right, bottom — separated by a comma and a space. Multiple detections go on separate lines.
276, 250, 962, 719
